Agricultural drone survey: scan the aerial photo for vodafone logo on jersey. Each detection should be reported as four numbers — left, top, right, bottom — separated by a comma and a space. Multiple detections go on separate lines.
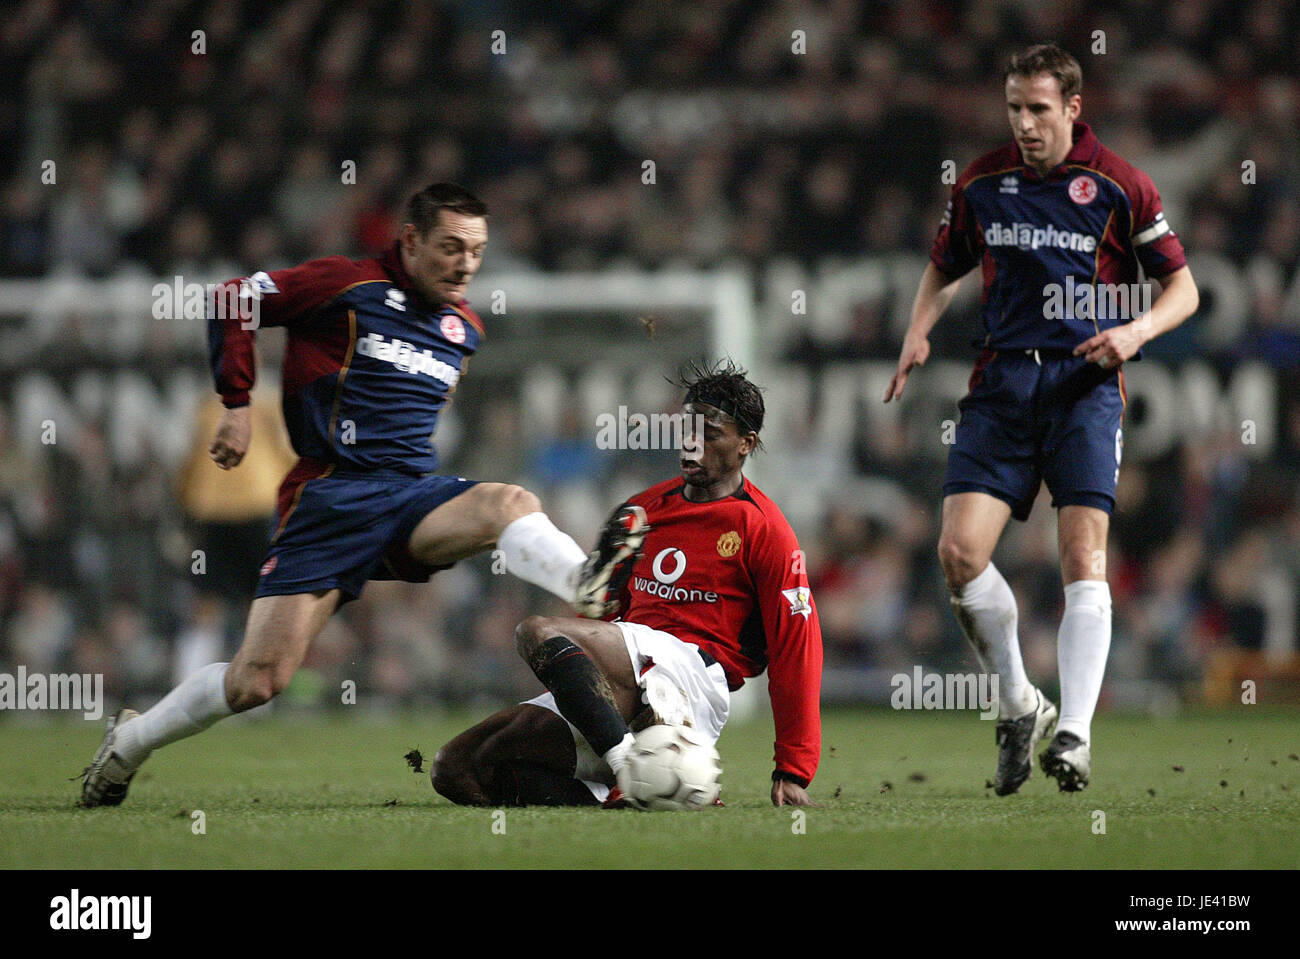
440, 313, 466, 344
651, 548, 687, 584
1068, 175, 1098, 204
633, 547, 718, 604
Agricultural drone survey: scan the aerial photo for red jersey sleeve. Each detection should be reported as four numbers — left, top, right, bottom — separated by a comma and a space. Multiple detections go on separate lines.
929, 178, 984, 280
1124, 169, 1187, 280
208, 256, 359, 408
749, 510, 823, 787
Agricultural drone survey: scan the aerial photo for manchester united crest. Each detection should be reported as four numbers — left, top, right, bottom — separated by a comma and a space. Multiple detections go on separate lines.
716, 531, 741, 557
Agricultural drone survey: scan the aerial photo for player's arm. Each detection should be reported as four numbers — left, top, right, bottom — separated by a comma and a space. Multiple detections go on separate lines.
207, 257, 356, 469
885, 178, 981, 403
883, 262, 964, 402
1075, 172, 1197, 368
1073, 265, 1199, 368
751, 520, 824, 806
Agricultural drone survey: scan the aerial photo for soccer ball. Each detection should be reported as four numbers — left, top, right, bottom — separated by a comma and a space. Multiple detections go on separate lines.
622, 724, 722, 810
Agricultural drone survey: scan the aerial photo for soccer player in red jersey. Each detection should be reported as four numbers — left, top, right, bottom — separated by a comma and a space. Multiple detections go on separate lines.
885, 45, 1199, 793
80, 184, 644, 807
433, 362, 824, 807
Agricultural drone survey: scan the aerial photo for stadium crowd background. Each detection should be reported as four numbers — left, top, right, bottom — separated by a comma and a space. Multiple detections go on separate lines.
2, 0, 1299, 714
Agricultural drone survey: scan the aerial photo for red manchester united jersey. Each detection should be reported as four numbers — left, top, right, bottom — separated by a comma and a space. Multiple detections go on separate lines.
616, 476, 823, 786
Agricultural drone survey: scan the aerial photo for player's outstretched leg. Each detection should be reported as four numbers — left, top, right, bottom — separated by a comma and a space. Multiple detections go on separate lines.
79, 590, 338, 807
408, 485, 646, 617
408, 483, 597, 609
513, 615, 643, 796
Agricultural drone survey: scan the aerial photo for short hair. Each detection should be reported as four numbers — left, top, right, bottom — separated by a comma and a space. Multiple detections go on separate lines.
674, 358, 766, 450
406, 182, 488, 236
1005, 43, 1082, 102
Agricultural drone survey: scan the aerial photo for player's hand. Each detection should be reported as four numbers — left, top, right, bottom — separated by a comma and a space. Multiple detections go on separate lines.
771, 779, 816, 807
1074, 320, 1147, 370
883, 334, 930, 402
209, 405, 252, 470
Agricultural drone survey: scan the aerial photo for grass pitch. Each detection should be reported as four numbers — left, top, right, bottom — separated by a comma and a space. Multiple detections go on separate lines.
2, 707, 1297, 869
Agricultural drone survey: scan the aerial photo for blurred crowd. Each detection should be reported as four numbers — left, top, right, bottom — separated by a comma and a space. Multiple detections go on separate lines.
3, 1, 1298, 279
1, 0, 1299, 713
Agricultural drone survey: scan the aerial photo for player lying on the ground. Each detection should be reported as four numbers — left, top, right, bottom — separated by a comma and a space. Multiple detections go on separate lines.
80, 183, 640, 807
885, 44, 1199, 794
432, 362, 824, 807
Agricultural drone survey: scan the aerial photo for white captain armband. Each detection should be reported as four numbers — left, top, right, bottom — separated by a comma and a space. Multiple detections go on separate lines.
1132, 212, 1171, 246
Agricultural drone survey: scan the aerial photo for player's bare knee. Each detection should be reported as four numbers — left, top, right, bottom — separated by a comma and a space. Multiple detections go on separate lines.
1061, 547, 1103, 584
431, 747, 478, 804
938, 536, 983, 590
226, 670, 275, 712
226, 660, 296, 712
493, 484, 541, 526
514, 615, 559, 659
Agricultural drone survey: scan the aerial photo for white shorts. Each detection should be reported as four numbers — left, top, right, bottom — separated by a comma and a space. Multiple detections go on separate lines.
524, 621, 731, 800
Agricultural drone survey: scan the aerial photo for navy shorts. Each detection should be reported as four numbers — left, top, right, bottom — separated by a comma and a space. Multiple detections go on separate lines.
943, 349, 1125, 521
255, 458, 478, 604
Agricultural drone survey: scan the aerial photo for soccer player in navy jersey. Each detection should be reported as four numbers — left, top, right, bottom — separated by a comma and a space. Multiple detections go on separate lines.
884, 45, 1199, 793
432, 362, 823, 808
80, 183, 644, 807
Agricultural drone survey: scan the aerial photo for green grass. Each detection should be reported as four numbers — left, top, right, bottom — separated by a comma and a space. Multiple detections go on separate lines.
2, 707, 1298, 869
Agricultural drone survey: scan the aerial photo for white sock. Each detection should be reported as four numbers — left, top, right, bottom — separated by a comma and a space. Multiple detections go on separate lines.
603, 731, 636, 775
114, 662, 234, 767
497, 511, 588, 602
1056, 580, 1112, 744
951, 562, 1035, 719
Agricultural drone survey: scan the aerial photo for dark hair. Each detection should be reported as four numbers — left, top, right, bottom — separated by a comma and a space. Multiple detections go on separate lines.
674, 358, 766, 450
406, 182, 488, 236
1004, 43, 1082, 101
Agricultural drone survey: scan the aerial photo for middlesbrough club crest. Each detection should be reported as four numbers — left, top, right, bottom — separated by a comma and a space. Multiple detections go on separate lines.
1068, 175, 1098, 204
440, 313, 466, 344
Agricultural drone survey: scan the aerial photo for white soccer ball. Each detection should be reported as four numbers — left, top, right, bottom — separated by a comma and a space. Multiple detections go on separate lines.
623, 724, 722, 811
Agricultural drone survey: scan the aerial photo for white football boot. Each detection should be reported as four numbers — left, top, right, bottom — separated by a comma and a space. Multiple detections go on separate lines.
1040, 730, 1091, 791
79, 708, 142, 807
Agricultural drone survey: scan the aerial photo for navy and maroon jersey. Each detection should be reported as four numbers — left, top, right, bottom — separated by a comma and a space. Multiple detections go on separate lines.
208, 242, 484, 475
615, 476, 823, 786
931, 122, 1187, 352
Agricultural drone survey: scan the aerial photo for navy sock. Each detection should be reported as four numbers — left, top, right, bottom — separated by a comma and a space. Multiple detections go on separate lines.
525, 636, 628, 756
